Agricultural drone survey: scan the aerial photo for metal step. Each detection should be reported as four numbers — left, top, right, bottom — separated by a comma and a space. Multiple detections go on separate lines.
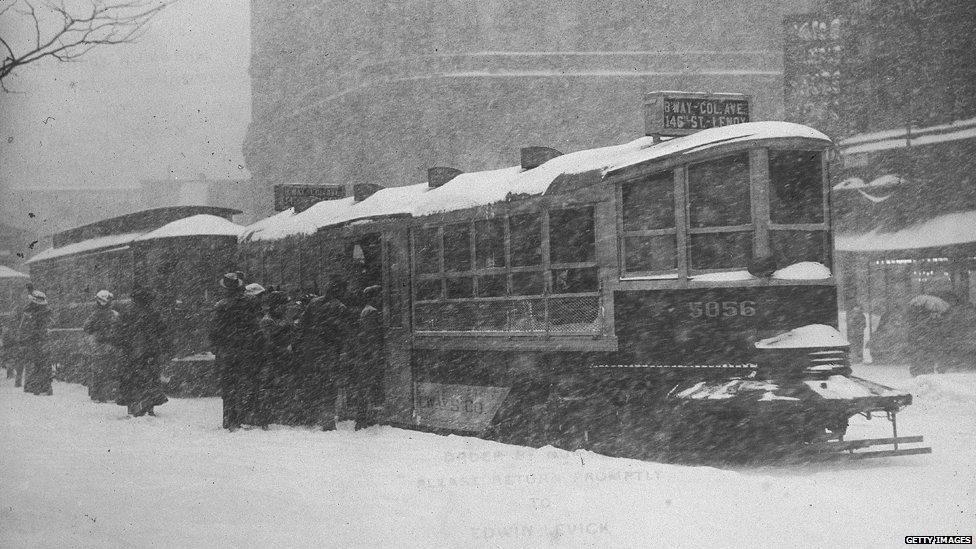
799, 435, 931, 461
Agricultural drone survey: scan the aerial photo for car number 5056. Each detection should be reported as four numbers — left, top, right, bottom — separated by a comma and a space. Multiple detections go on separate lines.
688, 300, 756, 318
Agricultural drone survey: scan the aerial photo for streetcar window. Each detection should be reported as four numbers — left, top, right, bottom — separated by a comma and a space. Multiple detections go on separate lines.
688, 153, 751, 227
512, 271, 544, 296
475, 218, 506, 269
551, 267, 598, 294
510, 213, 542, 266
443, 223, 471, 272
415, 278, 441, 301
622, 172, 674, 231
415, 227, 440, 274
446, 276, 473, 299
625, 235, 677, 271
771, 230, 830, 268
549, 207, 595, 264
769, 150, 824, 224
476, 274, 507, 297
689, 232, 752, 270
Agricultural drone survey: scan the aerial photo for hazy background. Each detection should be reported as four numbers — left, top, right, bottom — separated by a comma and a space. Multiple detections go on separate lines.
0, 0, 250, 231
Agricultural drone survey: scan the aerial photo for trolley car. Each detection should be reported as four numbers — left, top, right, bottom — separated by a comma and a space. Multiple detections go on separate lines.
26, 206, 242, 389
241, 119, 929, 461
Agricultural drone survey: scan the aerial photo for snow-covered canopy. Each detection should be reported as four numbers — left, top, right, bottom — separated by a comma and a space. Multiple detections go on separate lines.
243, 122, 831, 242
839, 116, 976, 155
835, 210, 976, 252
0, 265, 29, 279
134, 215, 243, 241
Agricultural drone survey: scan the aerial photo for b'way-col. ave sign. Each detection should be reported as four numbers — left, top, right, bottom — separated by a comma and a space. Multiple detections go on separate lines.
644, 91, 751, 137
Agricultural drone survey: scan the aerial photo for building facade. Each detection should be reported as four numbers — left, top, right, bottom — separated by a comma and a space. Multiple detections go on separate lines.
783, 0, 976, 362
244, 0, 815, 217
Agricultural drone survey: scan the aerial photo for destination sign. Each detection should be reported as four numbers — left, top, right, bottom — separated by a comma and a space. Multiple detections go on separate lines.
273, 184, 346, 212
644, 92, 751, 137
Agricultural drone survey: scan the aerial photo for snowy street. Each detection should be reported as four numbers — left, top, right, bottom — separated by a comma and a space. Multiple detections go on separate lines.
1, 364, 974, 548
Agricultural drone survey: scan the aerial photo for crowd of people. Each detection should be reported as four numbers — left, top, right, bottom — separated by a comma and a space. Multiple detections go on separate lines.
1, 273, 386, 431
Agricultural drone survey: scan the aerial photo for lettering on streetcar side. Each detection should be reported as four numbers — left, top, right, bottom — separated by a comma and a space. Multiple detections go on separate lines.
687, 300, 757, 318
414, 382, 510, 433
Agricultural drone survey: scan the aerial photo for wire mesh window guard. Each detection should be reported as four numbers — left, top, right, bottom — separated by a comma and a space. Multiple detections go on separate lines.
412, 206, 600, 334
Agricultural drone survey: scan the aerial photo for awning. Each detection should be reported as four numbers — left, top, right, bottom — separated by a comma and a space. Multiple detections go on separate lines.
836, 210, 976, 252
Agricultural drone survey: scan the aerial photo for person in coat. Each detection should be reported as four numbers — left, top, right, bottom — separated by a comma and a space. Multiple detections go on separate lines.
295, 277, 351, 430
350, 285, 385, 430
20, 288, 53, 395
2, 302, 26, 387
116, 287, 169, 416
209, 272, 263, 430
259, 290, 297, 425
83, 289, 120, 402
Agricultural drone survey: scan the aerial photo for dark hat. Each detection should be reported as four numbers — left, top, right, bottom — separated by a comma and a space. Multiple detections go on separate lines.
220, 272, 244, 289
131, 287, 154, 304
266, 290, 289, 308
324, 277, 347, 299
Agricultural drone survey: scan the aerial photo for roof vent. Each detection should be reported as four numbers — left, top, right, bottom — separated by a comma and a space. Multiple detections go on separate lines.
353, 183, 384, 202
427, 167, 464, 188
520, 147, 563, 170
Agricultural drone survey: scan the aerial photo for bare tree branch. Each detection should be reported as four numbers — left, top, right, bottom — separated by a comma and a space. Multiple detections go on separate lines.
0, 0, 176, 91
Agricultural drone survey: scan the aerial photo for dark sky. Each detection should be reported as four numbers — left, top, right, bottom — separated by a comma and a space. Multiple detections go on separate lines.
0, 0, 250, 192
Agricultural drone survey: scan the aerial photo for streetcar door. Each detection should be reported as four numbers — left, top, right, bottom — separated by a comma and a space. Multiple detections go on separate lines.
382, 230, 412, 424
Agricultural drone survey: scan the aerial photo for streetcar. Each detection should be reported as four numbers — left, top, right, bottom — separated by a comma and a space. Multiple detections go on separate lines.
26, 206, 242, 390
241, 117, 929, 461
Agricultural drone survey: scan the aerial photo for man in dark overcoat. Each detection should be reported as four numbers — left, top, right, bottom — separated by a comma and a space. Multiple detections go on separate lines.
20, 289, 52, 395
351, 285, 385, 430
258, 290, 296, 425
209, 272, 263, 430
116, 287, 169, 416
295, 277, 351, 430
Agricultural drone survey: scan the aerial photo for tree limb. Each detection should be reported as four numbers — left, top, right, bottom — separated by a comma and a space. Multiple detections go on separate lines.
0, 0, 176, 91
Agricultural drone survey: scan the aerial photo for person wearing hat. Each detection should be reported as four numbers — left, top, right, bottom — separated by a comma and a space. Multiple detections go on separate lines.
349, 285, 385, 430
295, 276, 352, 429
257, 290, 295, 425
115, 287, 169, 416
83, 290, 121, 402
209, 271, 263, 430
20, 287, 53, 395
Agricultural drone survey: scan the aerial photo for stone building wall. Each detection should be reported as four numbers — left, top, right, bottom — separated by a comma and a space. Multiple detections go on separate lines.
245, 0, 814, 216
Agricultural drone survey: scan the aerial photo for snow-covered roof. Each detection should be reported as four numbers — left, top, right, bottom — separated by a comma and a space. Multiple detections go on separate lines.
134, 215, 243, 241
243, 122, 830, 242
0, 265, 29, 279
26, 232, 142, 264
835, 210, 976, 252
27, 215, 243, 264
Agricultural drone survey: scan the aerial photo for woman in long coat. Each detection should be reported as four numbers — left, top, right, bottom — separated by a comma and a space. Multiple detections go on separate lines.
83, 290, 120, 402
20, 289, 53, 395
116, 287, 169, 416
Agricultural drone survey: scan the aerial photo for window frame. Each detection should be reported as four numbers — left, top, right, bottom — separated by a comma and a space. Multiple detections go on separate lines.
409, 203, 601, 335
615, 146, 833, 281
617, 169, 680, 277
766, 148, 832, 270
